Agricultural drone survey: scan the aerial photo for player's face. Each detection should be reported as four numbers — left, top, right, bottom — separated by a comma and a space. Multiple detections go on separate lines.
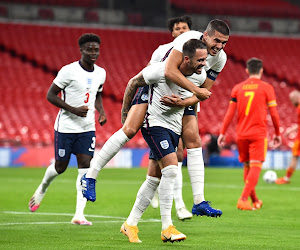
172, 22, 190, 38
80, 42, 100, 65
189, 49, 207, 74
203, 30, 229, 56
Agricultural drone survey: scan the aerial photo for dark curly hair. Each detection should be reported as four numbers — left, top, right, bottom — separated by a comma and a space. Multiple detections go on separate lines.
78, 33, 101, 47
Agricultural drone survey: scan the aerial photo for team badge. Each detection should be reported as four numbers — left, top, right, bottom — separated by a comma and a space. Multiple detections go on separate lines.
87, 78, 92, 90
141, 93, 148, 102
58, 149, 65, 157
160, 140, 169, 149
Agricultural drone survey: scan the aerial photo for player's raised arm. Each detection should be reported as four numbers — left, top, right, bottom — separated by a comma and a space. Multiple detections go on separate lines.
165, 50, 211, 101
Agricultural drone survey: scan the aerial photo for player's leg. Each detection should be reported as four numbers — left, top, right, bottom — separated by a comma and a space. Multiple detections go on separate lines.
82, 103, 148, 201
158, 153, 186, 242
276, 139, 299, 184
237, 138, 265, 210
141, 126, 186, 242
29, 131, 71, 212
86, 103, 147, 178
243, 162, 259, 207
121, 159, 161, 243
174, 137, 192, 220
72, 154, 92, 225
182, 114, 221, 217
71, 132, 95, 225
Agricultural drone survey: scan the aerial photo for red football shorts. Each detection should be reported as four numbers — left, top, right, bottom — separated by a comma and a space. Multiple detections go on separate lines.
292, 139, 300, 156
237, 137, 268, 163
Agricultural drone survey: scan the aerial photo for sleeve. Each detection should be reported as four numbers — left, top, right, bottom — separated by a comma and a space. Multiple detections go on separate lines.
173, 30, 202, 53
266, 84, 277, 107
142, 62, 164, 85
220, 85, 238, 134
220, 102, 237, 135
206, 52, 227, 80
98, 69, 106, 93
53, 65, 70, 89
269, 106, 280, 136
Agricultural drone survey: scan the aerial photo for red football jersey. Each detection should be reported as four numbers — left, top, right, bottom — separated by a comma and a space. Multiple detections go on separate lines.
231, 77, 277, 139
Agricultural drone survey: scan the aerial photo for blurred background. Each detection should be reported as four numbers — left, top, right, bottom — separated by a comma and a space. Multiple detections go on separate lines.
0, 0, 300, 168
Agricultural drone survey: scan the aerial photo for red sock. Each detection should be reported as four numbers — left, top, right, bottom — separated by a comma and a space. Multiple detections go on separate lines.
241, 163, 262, 200
286, 167, 295, 179
243, 164, 249, 182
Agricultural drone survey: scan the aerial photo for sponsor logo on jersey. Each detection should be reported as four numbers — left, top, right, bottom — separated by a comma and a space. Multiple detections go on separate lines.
58, 149, 65, 157
188, 106, 193, 111
141, 93, 148, 102
88, 148, 95, 152
160, 140, 169, 149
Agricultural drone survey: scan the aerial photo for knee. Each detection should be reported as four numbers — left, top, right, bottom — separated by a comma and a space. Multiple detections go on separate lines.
162, 165, 178, 178
185, 135, 202, 148
55, 161, 68, 174
122, 125, 139, 139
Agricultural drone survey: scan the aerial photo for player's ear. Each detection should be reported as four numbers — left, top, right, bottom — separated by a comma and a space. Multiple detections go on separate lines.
245, 68, 249, 75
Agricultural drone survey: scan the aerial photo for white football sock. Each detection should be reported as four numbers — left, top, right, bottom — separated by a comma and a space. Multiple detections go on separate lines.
36, 163, 59, 194
86, 129, 130, 179
173, 162, 185, 210
126, 175, 160, 226
74, 168, 88, 219
187, 148, 205, 205
159, 165, 178, 231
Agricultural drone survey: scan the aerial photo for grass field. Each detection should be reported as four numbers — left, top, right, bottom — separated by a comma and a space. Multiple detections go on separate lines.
0, 167, 299, 249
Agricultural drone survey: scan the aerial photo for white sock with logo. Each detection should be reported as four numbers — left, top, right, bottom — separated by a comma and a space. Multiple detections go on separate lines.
159, 165, 178, 231
74, 168, 88, 219
173, 162, 185, 210
86, 129, 130, 179
36, 163, 59, 194
187, 148, 205, 205
126, 175, 160, 226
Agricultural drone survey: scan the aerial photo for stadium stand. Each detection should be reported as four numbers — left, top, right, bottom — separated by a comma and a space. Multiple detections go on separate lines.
0, 22, 299, 149
170, 0, 300, 19
0, 0, 98, 7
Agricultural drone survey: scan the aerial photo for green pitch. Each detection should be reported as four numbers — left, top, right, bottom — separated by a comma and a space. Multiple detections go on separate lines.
0, 167, 299, 249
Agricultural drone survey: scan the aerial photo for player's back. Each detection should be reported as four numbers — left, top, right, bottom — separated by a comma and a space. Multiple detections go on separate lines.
232, 77, 277, 139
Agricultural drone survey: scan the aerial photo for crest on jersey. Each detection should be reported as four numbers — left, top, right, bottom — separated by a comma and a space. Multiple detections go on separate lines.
141, 93, 148, 102
87, 78, 92, 90
160, 140, 169, 149
58, 149, 65, 157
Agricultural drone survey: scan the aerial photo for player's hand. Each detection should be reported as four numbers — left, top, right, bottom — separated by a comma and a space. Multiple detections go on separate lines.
98, 114, 107, 126
217, 134, 226, 148
160, 94, 184, 108
72, 106, 89, 117
272, 135, 282, 149
195, 88, 212, 101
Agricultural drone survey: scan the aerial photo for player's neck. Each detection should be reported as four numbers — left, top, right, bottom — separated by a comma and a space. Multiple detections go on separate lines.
79, 59, 94, 72
249, 75, 261, 79
179, 64, 193, 76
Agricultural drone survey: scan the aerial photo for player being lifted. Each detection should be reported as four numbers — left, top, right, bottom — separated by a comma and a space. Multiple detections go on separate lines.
29, 33, 107, 225
118, 39, 208, 243
81, 19, 229, 218
218, 57, 281, 210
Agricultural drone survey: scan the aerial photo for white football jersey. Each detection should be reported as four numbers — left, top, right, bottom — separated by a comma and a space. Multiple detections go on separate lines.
142, 61, 206, 135
150, 41, 174, 64
172, 30, 227, 74
53, 61, 106, 133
